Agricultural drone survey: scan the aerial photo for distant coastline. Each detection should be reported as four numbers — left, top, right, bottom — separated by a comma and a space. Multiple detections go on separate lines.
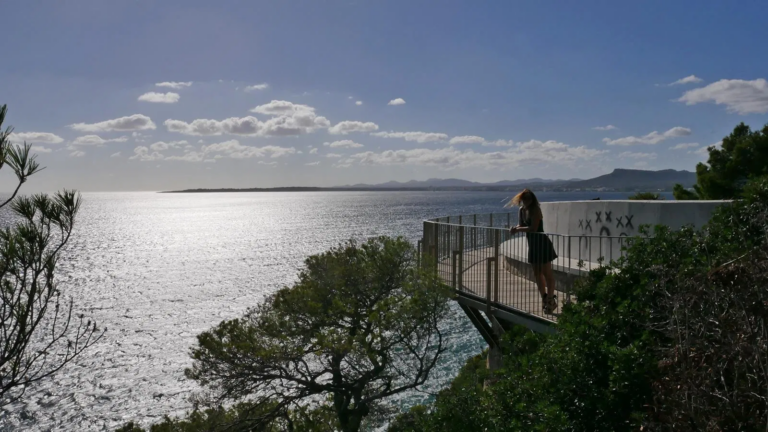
162, 168, 697, 194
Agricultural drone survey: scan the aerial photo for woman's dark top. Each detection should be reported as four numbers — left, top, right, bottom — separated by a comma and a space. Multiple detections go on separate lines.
518, 206, 558, 264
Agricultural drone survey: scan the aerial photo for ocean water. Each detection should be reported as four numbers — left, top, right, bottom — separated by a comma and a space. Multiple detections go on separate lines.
0, 190, 650, 431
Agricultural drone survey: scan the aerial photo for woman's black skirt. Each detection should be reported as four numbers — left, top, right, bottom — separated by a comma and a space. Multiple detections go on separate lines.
526, 232, 558, 264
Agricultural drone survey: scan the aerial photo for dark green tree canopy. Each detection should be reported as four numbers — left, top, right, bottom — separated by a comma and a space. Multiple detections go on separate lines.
185, 237, 452, 432
676, 122, 768, 200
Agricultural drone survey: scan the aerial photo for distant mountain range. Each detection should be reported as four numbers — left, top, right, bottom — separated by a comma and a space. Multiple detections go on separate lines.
341, 177, 580, 189
336, 169, 695, 191
165, 169, 697, 193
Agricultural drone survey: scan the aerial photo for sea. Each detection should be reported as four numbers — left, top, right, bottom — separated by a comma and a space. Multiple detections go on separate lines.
0, 190, 668, 431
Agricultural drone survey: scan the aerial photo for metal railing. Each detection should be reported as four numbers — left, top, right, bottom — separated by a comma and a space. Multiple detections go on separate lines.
419, 212, 632, 323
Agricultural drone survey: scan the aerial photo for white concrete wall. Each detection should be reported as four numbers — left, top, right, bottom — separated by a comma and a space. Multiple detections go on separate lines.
538, 200, 729, 264
541, 200, 728, 237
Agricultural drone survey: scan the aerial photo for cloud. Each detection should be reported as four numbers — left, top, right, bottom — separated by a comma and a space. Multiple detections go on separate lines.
309, 147, 318, 154
70, 114, 156, 132
201, 140, 296, 159
449, 136, 486, 145
691, 141, 722, 158
138, 92, 180, 103
602, 127, 691, 146
130, 146, 164, 161
326, 153, 343, 158
150, 140, 189, 151
111, 152, 121, 157
484, 140, 515, 147
8, 132, 65, 144
156, 81, 192, 89
371, 131, 449, 143
71, 135, 129, 146
70, 150, 86, 157
165, 152, 205, 162
388, 98, 406, 106
669, 75, 703, 86
324, 140, 363, 148
250, 100, 314, 116
355, 101, 363, 106
670, 142, 699, 150
244, 83, 269, 92
305, 161, 321, 166
31, 146, 52, 153
328, 121, 379, 135
349, 139, 605, 170
593, 125, 618, 131
678, 78, 768, 114
618, 151, 657, 160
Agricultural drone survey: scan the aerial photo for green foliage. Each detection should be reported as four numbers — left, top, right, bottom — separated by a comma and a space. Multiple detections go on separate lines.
672, 183, 699, 200
116, 402, 338, 432
693, 122, 768, 199
0, 104, 102, 405
184, 237, 452, 432
627, 192, 663, 200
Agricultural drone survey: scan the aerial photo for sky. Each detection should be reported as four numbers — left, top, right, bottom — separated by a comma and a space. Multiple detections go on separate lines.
1, 0, 767, 192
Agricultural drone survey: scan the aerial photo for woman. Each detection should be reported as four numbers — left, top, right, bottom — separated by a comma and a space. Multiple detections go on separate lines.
507, 189, 559, 314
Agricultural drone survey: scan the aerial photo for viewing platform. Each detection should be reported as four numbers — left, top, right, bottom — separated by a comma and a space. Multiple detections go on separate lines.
421, 200, 727, 365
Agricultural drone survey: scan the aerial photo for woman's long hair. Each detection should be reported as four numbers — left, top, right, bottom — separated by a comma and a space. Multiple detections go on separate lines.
508, 188, 540, 209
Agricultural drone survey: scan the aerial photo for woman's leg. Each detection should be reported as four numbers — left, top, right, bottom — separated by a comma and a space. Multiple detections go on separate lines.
543, 262, 556, 298
543, 262, 557, 312
531, 264, 546, 299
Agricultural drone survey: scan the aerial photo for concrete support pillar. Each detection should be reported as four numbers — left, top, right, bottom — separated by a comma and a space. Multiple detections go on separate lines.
484, 316, 505, 388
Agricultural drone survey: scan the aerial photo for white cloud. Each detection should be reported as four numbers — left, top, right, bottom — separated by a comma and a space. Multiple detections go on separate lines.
602, 127, 691, 146
30, 146, 52, 153
328, 121, 379, 135
449, 136, 486, 145
70, 150, 85, 157
349, 140, 605, 170
71, 135, 129, 146
132, 131, 150, 142
156, 81, 192, 89
201, 139, 296, 159
138, 92, 180, 103
111, 152, 121, 158
309, 147, 318, 154
258, 161, 277, 166
670, 142, 699, 150
250, 100, 314, 116
326, 153, 343, 158
324, 140, 363, 148
244, 83, 269, 92
691, 141, 722, 157
618, 151, 657, 160
8, 132, 64, 144
678, 78, 768, 114
484, 140, 515, 147
388, 98, 406, 106
593, 125, 618, 131
355, 101, 363, 106
165, 117, 268, 136
150, 140, 189, 151
70, 114, 156, 132
669, 75, 703, 86
130, 146, 164, 161
371, 131, 449, 143
165, 152, 205, 162
305, 161, 320, 166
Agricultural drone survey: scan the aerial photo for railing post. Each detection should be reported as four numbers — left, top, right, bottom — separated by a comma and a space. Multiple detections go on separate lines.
458, 226, 464, 290
417, 239, 422, 268
451, 251, 458, 290
493, 229, 500, 302
486, 257, 494, 313
507, 212, 511, 228
490, 213, 493, 228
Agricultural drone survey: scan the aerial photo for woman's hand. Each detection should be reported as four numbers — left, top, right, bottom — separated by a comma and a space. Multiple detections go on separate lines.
509, 226, 518, 235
